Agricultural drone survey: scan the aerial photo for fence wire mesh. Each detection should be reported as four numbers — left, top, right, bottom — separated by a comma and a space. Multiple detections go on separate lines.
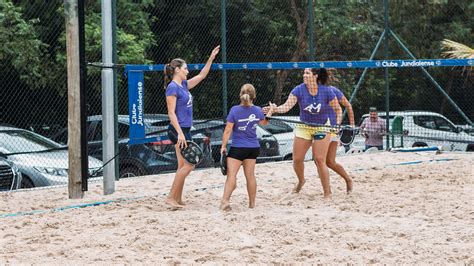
0, 0, 472, 189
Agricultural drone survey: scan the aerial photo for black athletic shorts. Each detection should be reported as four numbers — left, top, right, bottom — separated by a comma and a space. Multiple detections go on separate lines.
227, 147, 260, 161
167, 125, 192, 145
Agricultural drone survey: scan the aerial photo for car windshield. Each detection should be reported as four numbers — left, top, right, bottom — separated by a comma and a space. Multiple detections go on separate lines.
0, 130, 61, 154
257, 126, 273, 138
413, 115, 456, 132
261, 119, 293, 134
433, 116, 456, 132
191, 120, 225, 140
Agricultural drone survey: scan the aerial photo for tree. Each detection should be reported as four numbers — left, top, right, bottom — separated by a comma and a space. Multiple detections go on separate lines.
2, 0, 157, 127
441, 39, 473, 73
272, 0, 308, 105
0, 0, 47, 89
439, 39, 473, 115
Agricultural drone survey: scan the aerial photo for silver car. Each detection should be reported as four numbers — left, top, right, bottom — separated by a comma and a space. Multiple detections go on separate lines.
0, 126, 102, 188
0, 157, 22, 191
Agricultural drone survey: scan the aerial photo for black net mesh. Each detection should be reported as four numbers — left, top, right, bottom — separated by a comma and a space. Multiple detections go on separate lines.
0, 0, 472, 188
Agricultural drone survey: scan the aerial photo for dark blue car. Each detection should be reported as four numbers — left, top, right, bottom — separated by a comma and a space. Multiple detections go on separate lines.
52, 115, 213, 178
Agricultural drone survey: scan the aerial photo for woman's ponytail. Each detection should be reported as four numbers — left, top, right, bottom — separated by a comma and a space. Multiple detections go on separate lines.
317, 68, 329, 85
163, 63, 173, 89
240, 94, 251, 106
309, 68, 329, 85
239, 84, 256, 106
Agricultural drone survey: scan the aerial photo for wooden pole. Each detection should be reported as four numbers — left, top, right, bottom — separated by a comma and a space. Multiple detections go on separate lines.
65, 0, 84, 199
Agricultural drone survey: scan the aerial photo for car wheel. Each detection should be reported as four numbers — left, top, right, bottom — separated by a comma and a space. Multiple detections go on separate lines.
412, 142, 428, 147
20, 176, 35, 188
119, 167, 143, 178
283, 154, 293, 161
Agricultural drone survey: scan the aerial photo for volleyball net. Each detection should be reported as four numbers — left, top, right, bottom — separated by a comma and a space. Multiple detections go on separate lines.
126, 59, 473, 150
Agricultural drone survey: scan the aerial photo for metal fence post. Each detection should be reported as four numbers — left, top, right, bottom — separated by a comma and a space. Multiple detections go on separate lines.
384, 0, 390, 150
220, 0, 228, 119
101, 0, 116, 194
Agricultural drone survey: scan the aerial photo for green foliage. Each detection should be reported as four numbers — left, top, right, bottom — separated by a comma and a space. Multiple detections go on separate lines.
54, 1, 157, 95
0, 0, 47, 88
4, 0, 156, 96
1, 0, 472, 125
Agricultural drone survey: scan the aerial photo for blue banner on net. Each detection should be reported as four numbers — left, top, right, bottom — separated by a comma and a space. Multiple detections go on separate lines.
127, 71, 162, 145
125, 58, 472, 72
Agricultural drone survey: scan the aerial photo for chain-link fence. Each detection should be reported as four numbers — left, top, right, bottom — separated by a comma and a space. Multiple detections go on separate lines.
1, 0, 472, 189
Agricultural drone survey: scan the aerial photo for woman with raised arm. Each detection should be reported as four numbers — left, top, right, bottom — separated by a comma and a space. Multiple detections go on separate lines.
164, 45, 220, 209
264, 68, 341, 201
220, 84, 270, 211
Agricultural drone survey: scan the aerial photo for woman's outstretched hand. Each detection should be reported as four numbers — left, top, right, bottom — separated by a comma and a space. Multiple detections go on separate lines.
263, 102, 277, 115
209, 45, 220, 60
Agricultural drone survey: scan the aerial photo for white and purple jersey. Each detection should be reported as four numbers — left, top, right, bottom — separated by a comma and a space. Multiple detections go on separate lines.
290, 83, 336, 125
327, 86, 344, 126
166, 80, 193, 127
226, 105, 265, 148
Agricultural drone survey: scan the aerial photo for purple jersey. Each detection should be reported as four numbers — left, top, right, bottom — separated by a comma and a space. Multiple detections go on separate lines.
226, 105, 265, 148
165, 80, 193, 127
290, 83, 336, 125
328, 86, 344, 126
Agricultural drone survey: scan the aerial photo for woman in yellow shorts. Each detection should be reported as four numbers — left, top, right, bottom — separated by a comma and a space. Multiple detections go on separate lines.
264, 68, 341, 201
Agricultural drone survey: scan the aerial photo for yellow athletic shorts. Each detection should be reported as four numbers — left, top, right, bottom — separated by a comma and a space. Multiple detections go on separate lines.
293, 124, 337, 141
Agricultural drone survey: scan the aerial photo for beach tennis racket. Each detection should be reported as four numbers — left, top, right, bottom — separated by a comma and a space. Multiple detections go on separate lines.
220, 151, 227, 176
338, 126, 356, 145
267, 116, 357, 144
267, 116, 339, 134
180, 141, 203, 165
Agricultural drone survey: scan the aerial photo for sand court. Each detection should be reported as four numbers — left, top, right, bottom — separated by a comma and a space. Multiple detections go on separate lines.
1, 151, 473, 264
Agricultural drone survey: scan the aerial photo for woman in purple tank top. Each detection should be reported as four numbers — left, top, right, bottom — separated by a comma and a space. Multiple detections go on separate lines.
220, 84, 270, 211
263, 68, 341, 201
163, 45, 220, 209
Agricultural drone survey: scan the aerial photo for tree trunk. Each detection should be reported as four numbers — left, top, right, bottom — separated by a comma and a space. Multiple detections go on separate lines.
272, 0, 309, 104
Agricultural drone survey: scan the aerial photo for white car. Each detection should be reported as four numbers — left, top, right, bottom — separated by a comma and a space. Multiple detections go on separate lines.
357, 111, 474, 152
261, 116, 346, 160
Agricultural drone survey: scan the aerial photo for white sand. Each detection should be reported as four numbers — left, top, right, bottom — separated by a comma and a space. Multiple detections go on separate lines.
1, 151, 473, 264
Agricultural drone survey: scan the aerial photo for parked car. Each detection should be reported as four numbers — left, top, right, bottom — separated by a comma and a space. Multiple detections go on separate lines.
145, 114, 214, 168
0, 157, 22, 191
0, 126, 103, 188
190, 119, 283, 164
356, 111, 474, 152
52, 115, 213, 178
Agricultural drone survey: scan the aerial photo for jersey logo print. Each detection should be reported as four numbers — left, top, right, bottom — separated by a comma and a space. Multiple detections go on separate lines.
186, 92, 193, 107
237, 113, 259, 131
303, 103, 321, 114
